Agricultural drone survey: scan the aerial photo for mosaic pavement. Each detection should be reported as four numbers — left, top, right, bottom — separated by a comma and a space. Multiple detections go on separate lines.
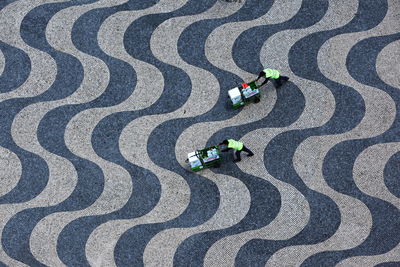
0, 0, 399, 266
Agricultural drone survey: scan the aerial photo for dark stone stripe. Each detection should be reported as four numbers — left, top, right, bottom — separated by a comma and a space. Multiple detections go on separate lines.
235, 0, 389, 265
384, 152, 400, 198
375, 262, 400, 267
0, 42, 31, 93
113, 0, 282, 265
1, 1, 102, 266
0, 0, 17, 11
302, 32, 400, 266
172, 80, 305, 266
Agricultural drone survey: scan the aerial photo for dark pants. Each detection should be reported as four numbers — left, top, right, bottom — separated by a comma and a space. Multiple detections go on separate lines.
235, 145, 254, 161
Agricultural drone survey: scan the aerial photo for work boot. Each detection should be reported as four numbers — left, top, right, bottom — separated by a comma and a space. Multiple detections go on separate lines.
233, 159, 241, 163
275, 76, 289, 88
247, 153, 254, 157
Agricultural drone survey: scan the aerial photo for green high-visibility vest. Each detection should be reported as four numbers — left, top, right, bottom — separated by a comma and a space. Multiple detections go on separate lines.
263, 68, 280, 79
228, 139, 243, 150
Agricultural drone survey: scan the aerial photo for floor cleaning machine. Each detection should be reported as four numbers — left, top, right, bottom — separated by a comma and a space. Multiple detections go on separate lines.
186, 145, 222, 171
228, 80, 262, 108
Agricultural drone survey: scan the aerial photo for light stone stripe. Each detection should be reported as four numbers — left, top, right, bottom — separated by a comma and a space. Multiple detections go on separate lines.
205, 0, 301, 80
79, 1, 223, 266
0, 1, 396, 267
0, 0, 62, 102
336, 243, 400, 267
2, 0, 127, 266
167, 1, 298, 262
0, 49, 4, 76
82, 1, 195, 266
0, 206, 30, 266
143, 173, 250, 267
0, 147, 21, 197
265, 1, 399, 265
10, 1, 134, 266
49, 2, 189, 266
0, 1, 71, 265
86, 2, 246, 266
353, 143, 400, 207
376, 40, 400, 89
204, 0, 357, 265
265, 136, 373, 267
143, 1, 303, 265
204, 128, 310, 267
145, 5, 303, 264
3, 111, 78, 266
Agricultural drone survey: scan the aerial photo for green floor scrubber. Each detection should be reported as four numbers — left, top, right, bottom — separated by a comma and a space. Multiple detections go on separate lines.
228, 80, 262, 108
186, 145, 222, 171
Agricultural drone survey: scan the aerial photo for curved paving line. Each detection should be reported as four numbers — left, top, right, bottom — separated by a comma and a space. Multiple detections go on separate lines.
168, 1, 304, 266
0, 42, 31, 93
205, 0, 302, 79
353, 143, 400, 206
171, 6, 317, 262
0, 0, 71, 206
376, 263, 400, 267
264, 0, 399, 265
0, 47, 4, 75
47, 0, 225, 266
384, 152, 400, 198
0, 1, 17, 11
89, 2, 245, 266
0, 0, 398, 266
231, 0, 328, 75
376, 40, 400, 89
0, 147, 21, 197
173, 87, 303, 267
234, 0, 391, 265
140, 0, 354, 266
23, 1, 135, 266
0, 1, 60, 102
301, 33, 400, 266
0, 1, 141, 266
145, 1, 299, 265
112, 0, 286, 265
302, 140, 399, 266
11, 1, 168, 266
0, 1, 76, 265
0, 6, 78, 262
235, 132, 341, 267
336, 243, 400, 266
204, 0, 362, 264
377, 39, 400, 199
82, 1, 190, 266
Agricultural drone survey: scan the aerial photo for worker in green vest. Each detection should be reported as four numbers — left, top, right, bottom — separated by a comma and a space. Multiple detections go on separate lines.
219, 139, 254, 162
256, 68, 289, 88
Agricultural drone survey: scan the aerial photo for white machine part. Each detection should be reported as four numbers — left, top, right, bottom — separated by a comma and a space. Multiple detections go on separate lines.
228, 87, 242, 104
187, 151, 201, 168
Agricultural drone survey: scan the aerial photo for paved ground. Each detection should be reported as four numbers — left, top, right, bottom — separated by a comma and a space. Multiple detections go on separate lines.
0, 0, 399, 266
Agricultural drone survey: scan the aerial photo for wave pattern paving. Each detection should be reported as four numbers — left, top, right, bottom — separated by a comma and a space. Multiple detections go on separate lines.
0, 0, 399, 266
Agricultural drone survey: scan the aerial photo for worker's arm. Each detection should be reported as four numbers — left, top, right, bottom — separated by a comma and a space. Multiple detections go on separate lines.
256, 71, 270, 86
256, 71, 265, 80
259, 77, 270, 86
219, 143, 231, 152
